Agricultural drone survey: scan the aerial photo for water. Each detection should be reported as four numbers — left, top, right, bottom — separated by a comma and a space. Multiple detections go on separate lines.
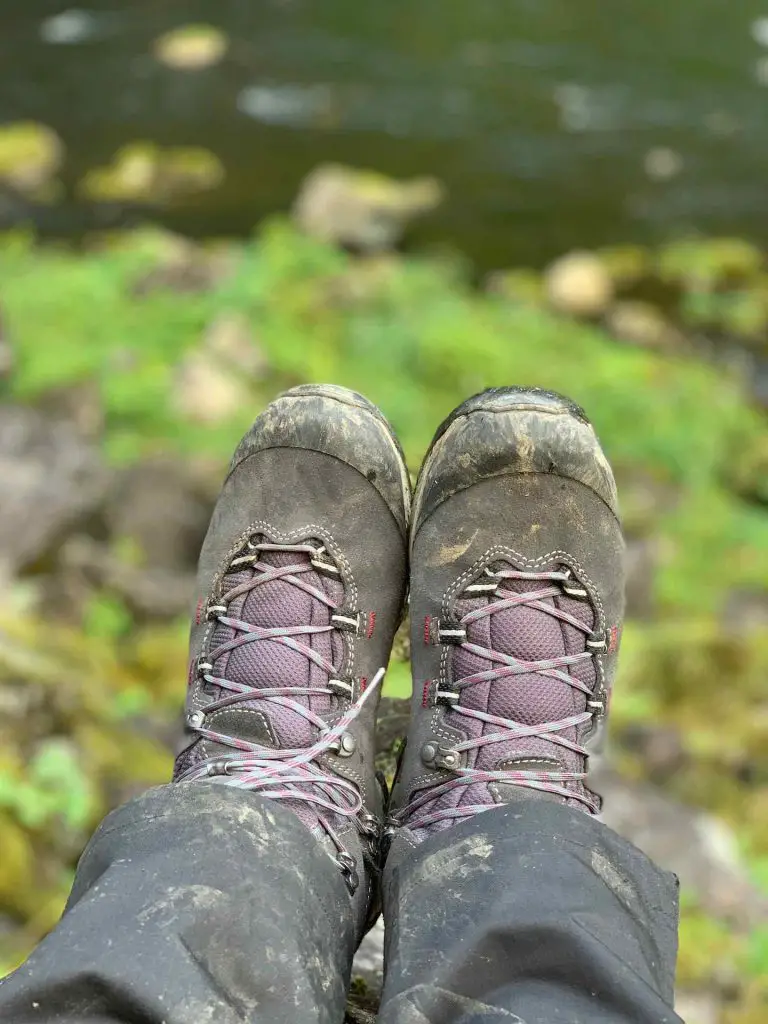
1, 0, 768, 267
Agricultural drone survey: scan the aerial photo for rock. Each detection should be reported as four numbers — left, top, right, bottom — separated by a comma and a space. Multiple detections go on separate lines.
293, 164, 445, 251
485, 268, 545, 306
152, 25, 228, 70
722, 589, 768, 630
322, 257, 399, 308
597, 245, 652, 288
679, 991, 720, 1024
606, 300, 682, 350
60, 536, 196, 618
131, 245, 235, 297
351, 918, 384, 996
674, 990, 721, 1024
644, 147, 684, 182
722, 430, 768, 507
657, 238, 764, 289
104, 456, 212, 571
623, 537, 659, 620
618, 722, 687, 784
374, 696, 410, 778
37, 380, 104, 439
203, 311, 268, 379
40, 9, 101, 46
173, 349, 252, 426
594, 763, 768, 927
0, 122, 63, 194
80, 143, 224, 205
544, 251, 613, 318
0, 405, 109, 576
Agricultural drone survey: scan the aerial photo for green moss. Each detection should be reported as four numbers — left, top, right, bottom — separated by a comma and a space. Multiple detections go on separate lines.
657, 237, 764, 288
0, 122, 63, 193
677, 899, 742, 987
152, 24, 229, 70
79, 143, 224, 204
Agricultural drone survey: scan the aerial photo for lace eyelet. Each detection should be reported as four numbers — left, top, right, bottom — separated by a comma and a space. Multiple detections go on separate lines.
187, 709, 205, 730
328, 677, 354, 699
335, 851, 360, 894
329, 731, 357, 757
359, 812, 380, 838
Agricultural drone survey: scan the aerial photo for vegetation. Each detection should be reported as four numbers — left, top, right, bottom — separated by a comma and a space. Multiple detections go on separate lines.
0, 221, 766, 1017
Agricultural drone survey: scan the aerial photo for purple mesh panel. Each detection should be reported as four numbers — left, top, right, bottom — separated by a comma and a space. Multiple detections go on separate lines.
176, 545, 345, 824
414, 563, 596, 836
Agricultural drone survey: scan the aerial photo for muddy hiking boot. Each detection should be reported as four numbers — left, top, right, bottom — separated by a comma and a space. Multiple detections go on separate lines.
387, 387, 625, 847
174, 384, 410, 930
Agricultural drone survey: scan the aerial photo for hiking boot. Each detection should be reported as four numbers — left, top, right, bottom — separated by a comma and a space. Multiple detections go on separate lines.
174, 385, 410, 928
387, 386, 624, 847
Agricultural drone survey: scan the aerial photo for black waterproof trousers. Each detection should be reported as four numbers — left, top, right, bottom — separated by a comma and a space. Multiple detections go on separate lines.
0, 783, 682, 1024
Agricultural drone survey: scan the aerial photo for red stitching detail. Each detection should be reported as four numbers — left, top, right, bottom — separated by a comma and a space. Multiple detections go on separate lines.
607, 625, 620, 654
424, 615, 431, 644
421, 680, 432, 708
359, 677, 368, 693
366, 612, 376, 639
194, 598, 204, 625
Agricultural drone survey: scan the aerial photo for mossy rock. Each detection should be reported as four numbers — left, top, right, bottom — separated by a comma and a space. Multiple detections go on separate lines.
723, 430, 768, 506
152, 24, 229, 70
596, 245, 653, 288
658, 238, 764, 290
80, 143, 224, 204
0, 813, 34, 914
0, 122, 63, 193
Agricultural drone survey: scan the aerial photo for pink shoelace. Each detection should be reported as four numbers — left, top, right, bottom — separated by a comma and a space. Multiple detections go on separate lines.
176, 540, 383, 891
394, 565, 605, 834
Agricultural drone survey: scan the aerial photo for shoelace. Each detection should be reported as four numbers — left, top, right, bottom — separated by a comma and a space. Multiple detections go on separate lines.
395, 565, 603, 832
176, 541, 384, 891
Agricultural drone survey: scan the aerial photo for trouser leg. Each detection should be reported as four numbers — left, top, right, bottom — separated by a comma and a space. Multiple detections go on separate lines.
0, 784, 356, 1024
380, 801, 682, 1024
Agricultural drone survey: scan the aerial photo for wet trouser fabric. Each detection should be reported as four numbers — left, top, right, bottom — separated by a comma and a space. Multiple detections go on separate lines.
0, 784, 682, 1024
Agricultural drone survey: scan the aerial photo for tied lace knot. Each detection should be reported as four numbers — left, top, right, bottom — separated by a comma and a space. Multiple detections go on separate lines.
177, 540, 383, 890
396, 564, 604, 834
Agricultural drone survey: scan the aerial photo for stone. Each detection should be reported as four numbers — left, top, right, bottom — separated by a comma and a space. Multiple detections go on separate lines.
594, 763, 768, 927
203, 311, 268, 379
80, 143, 224, 205
152, 25, 228, 70
173, 349, 252, 426
623, 536, 659, 620
104, 456, 212, 571
38, 380, 104, 439
60, 536, 196, 619
544, 251, 613, 318
606, 300, 682, 349
351, 918, 384, 996
0, 122, 63, 194
293, 164, 445, 251
0, 405, 109, 576
644, 147, 684, 181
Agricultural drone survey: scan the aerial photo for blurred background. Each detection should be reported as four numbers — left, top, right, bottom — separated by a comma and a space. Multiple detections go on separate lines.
0, 3, 767, 1021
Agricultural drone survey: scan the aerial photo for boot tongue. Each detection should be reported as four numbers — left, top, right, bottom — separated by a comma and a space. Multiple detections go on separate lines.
418, 569, 595, 834
207, 549, 344, 753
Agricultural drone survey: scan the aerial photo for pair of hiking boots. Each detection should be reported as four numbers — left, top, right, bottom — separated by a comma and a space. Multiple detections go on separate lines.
173, 384, 624, 930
